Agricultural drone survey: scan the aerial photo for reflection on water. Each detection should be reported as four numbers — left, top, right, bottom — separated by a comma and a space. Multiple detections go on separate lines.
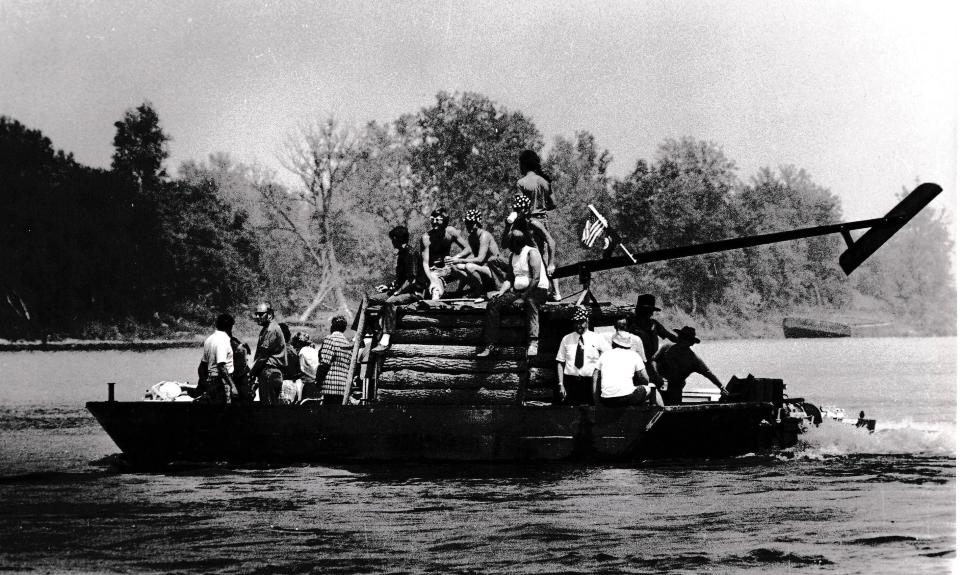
0, 337, 954, 573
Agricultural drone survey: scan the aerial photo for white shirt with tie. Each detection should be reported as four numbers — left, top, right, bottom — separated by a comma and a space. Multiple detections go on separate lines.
556, 330, 610, 377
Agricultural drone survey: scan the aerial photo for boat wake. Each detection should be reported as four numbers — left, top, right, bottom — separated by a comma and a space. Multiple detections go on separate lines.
790, 418, 955, 459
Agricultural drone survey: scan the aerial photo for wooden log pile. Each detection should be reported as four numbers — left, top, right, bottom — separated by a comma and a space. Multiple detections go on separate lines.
367, 300, 632, 406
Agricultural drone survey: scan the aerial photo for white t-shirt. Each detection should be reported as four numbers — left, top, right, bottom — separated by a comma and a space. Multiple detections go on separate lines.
511, 245, 549, 290
202, 330, 234, 376
598, 347, 645, 398
556, 330, 610, 377
299, 346, 320, 381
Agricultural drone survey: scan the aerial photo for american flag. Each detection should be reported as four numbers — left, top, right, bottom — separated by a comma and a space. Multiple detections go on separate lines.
580, 204, 636, 263
581, 216, 608, 248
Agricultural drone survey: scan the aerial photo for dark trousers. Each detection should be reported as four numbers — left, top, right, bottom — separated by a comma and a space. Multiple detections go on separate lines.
204, 374, 232, 404
560, 374, 595, 405
485, 287, 548, 344
256, 367, 283, 405
661, 379, 685, 406
366, 292, 422, 334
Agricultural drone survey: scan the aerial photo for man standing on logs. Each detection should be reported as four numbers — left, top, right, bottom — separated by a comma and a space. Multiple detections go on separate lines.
555, 305, 609, 405
369, 226, 424, 354
250, 302, 287, 405
197, 313, 236, 404
628, 294, 677, 387
447, 208, 500, 300
421, 207, 469, 301
477, 229, 550, 358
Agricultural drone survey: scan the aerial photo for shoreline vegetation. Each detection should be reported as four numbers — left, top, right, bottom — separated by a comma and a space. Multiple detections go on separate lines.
2, 92, 954, 342
0, 297, 933, 352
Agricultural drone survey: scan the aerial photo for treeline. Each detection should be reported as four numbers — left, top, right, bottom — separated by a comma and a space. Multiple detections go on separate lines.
0, 92, 954, 339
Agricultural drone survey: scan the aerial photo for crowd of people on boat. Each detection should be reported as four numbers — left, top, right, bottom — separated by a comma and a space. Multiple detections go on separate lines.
196, 304, 354, 405
195, 149, 727, 407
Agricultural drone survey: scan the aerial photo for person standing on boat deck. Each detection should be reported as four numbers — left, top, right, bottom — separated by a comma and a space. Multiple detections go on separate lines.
594, 328, 664, 407
368, 226, 425, 354
447, 208, 501, 299
652, 326, 727, 405
317, 315, 353, 404
421, 207, 469, 301
250, 303, 287, 405
291, 332, 320, 400
477, 229, 550, 358
197, 313, 236, 404
628, 294, 677, 387
515, 150, 557, 281
230, 331, 252, 402
555, 305, 610, 405
279, 322, 301, 382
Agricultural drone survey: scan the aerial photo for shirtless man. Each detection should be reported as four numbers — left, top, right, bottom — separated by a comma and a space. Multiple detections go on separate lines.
421, 207, 469, 301
447, 209, 500, 299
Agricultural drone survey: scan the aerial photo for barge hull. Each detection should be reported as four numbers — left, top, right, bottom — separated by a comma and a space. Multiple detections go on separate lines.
86, 401, 797, 465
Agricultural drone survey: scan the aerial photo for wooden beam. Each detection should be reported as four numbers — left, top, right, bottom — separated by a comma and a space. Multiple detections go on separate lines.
380, 356, 523, 374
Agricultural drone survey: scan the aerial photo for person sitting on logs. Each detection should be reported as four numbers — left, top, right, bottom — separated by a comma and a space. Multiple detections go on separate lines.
197, 313, 236, 404
250, 302, 287, 405
628, 294, 677, 387
421, 207, 469, 301
368, 226, 425, 354
447, 208, 500, 300
316, 315, 353, 405
477, 229, 550, 358
290, 331, 320, 401
594, 326, 664, 408
652, 326, 728, 406
555, 305, 610, 405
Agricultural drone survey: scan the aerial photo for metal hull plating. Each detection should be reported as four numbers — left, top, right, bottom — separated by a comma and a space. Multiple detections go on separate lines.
86, 401, 800, 465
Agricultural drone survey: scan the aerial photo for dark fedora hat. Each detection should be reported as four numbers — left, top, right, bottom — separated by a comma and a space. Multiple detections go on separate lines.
673, 326, 700, 344
635, 294, 661, 311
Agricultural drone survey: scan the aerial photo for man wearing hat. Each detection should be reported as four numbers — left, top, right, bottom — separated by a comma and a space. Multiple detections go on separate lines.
652, 326, 727, 405
250, 302, 287, 405
629, 294, 678, 386
555, 305, 610, 405
447, 208, 500, 299
594, 325, 663, 408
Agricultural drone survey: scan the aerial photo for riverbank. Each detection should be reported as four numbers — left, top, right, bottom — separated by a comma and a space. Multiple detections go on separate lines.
0, 306, 948, 351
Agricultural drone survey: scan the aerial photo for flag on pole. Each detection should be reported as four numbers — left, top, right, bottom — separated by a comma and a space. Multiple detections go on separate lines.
581, 204, 637, 263
581, 217, 608, 248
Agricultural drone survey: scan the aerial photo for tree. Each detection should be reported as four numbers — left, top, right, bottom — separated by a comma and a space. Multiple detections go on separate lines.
855, 187, 956, 334
408, 91, 543, 223
353, 116, 432, 229
543, 131, 615, 292
613, 138, 740, 313
731, 166, 847, 310
273, 116, 361, 320
111, 101, 169, 193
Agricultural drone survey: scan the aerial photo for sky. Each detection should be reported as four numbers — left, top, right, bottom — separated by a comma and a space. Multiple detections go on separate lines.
1, 0, 956, 224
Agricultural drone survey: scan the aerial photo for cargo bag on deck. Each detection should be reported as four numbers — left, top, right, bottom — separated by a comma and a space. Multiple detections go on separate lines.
723, 374, 784, 403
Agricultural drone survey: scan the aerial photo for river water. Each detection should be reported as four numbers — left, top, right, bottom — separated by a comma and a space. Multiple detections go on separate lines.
0, 337, 954, 574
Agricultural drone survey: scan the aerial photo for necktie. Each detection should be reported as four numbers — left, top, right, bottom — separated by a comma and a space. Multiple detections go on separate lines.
574, 336, 584, 369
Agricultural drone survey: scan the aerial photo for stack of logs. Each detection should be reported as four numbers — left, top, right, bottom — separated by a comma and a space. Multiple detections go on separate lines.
370, 302, 633, 405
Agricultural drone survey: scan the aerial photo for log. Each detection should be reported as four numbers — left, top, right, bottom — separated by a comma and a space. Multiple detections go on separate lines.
377, 388, 519, 405
392, 327, 523, 346
377, 370, 520, 390
399, 314, 524, 329
388, 344, 525, 360
380, 356, 522, 374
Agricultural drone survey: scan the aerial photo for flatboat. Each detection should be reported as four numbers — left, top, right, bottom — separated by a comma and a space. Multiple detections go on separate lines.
87, 183, 940, 466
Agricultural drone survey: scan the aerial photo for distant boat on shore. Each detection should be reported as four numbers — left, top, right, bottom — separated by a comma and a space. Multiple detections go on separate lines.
782, 317, 852, 338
